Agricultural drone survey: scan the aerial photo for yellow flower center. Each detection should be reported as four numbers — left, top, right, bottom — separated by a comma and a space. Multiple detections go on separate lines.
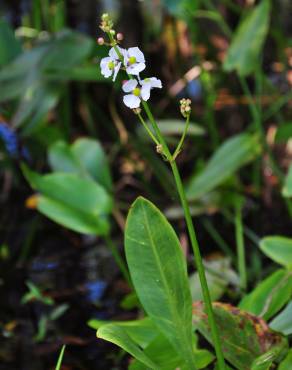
133, 87, 141, 97
108, 61, 115, 70
129, 56, 137, 65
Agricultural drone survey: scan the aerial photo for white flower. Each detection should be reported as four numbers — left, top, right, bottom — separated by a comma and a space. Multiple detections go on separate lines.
100, 46, 125, 81
125, 47, 146, 75
122, 77, 162, 109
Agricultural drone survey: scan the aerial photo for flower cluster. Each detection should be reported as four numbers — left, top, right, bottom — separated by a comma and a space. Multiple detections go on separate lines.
180, 98, 192, 118
99, 15, 162, 110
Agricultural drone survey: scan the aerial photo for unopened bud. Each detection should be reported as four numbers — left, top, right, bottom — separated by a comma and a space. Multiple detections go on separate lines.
110, 29, 116, 36
180, 98, 192, 118
97, 37, 104, 45
117, 33, 124, 41
101, 13, 109, 21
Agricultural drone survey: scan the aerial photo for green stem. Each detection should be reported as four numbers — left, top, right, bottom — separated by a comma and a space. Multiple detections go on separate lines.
104, 235, 132, 287
235, 202, 247, 291
137, 113, 160, 145
141, 101, 226, 370
173, 114, 191, 160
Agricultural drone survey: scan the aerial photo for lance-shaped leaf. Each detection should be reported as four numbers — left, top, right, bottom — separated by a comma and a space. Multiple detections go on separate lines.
223, 0, 271, 76
269, 301, 292, 336
193, 302, 288, 370
278, 349, 292, 370
125, 197, 196, 369
97, 323, 159, 369
260, 236, 292, 268
239, 269, 292, 320
22, 164, 112, 235
186, 133, 261, 201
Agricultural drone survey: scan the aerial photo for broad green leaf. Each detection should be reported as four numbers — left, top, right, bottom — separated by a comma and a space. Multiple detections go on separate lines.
125, 197, 196, 369
0, 19, 21, 68
193, 301, 288, 370
239, 269, 292, 320
282, 164, 292, 198
186, 133, 261, 200
97, 324, 159, 369
223, 0, 271, 76
49, 139, 112, 191
270, 301, 292, 335
22, 164, 112, 235
129, 333, 214, 370
89, 317, 157, 349
278, 349, 292, 370
260, 236, 292, 268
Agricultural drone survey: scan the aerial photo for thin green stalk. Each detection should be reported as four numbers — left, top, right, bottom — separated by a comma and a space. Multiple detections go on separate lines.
235, 203, 247, 291
137, 113, 160, 146
104, 235, 132, 287
173, 114, 191, 159
141, 101, 226, 370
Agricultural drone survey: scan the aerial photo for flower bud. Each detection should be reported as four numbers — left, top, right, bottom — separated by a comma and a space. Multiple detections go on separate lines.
132, 108, 142, 115
97, 37, 105, 45
117, 33, 124, 41
110, 29, 116, 36
180, 98, 192, 118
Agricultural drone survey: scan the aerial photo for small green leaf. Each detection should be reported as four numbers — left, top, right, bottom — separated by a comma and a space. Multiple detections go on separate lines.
89, 317, 157, 349
193, 302, 288, 370
223, 0, 271, 76
282, 164, 292, 198
125, 197, 196, 369
186, 133, 261, 200
55, 345, 66, 370
269, 301, 292, 335
239, 269, 292, 320
22, 164, 112, 235
97, 324, 159, 369
260, 236, 292, 268
278, 349, 292, 370
49, 138, 112, 191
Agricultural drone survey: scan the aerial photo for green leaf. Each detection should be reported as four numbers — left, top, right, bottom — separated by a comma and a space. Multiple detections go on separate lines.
22, 164, 112, 235
239, 269, 292, 320
97, 324, 160, 369
0, 19, 21, 68
282, 164, 292, 198
260, 236, 292, 268
190, 257, 239, 301
89, 317, 157, 349
49, 138, 112, 191
125, 197, 196, 369
193, 301, 288, 370
129, 333, 214, 370
186, 133, 261, 201
270, 301, 292, 335
275, 122, 292, 143
278, 349, 292, 370
55, 345, 66, 370
223, 0, 271, 76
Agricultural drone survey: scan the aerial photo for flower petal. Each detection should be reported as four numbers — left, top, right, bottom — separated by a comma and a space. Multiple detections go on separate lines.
122, 79, 138, 92
128, 47, 145, 63
123, 94, 141, 109
126, 63, 146, 75
141, 85, 151, 101
150, 77, 162, 88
